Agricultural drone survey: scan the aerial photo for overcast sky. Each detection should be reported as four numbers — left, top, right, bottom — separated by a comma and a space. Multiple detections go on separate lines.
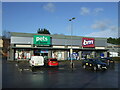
1, 1, 119, 38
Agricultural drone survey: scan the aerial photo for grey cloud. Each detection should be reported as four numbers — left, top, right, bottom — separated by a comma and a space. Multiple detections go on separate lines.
91, 21, 108, 30
91, 20, 118, 32
89, 19, 118, 37
94, 8, 104, 13
80, 7, 90, 15
80, 7, 104, 16
109, 26, 118, 31
43, 3, 55, 12
85, 29, 118, 38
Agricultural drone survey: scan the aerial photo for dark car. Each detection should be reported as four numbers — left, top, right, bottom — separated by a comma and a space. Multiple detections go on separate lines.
98, 57, 114, 65
45, 58, 59, 67
82, 59, 108, 71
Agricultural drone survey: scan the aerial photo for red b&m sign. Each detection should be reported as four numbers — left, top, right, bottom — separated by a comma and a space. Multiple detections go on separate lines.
82, 38, 95, 47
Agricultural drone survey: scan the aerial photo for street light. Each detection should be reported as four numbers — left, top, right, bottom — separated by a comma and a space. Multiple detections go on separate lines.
69, 17, 75, 68
112, 45, 114, 57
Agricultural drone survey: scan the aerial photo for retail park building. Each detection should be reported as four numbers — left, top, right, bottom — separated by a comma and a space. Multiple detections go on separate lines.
7, 32, 109, 61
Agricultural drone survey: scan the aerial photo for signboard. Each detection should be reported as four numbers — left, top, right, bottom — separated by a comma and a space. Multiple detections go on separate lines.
40, 50, 48, 53
34, 35, 50, 46
82, 38, 95, 47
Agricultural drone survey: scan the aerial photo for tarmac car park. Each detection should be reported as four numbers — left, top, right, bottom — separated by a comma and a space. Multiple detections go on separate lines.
82, 58, 108, 71
2, 57, 119, 88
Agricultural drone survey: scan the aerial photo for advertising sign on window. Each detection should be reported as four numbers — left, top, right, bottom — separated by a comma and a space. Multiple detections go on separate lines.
40, 49, 48, 53
82, 38, 95, 47
34, 35, 51, 46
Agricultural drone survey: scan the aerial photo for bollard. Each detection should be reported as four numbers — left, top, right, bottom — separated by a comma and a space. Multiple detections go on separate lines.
70, 62, 74, 68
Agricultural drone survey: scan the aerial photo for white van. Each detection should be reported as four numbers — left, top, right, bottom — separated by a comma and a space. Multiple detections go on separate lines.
29, 56, 44, 67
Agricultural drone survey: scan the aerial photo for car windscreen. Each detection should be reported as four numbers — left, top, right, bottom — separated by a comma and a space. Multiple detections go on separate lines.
95, 59, 103, 63
106, 57, 112, 60
87, 59, 94, 62
50, 59, 57, 61
83, 59, 91, 62
100, 58, 107, 60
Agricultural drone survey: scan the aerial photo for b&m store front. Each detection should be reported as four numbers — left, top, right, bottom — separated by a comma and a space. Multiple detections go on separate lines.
7, 32, 108, 61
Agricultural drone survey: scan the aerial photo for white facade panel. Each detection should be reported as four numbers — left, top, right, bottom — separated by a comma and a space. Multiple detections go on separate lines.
0, 40, 3, 47
11, 36, 33, 44
95, 47, 105, 49
53, 46, 65, 48
16, 45, 31, 47
68, 46, 80, 49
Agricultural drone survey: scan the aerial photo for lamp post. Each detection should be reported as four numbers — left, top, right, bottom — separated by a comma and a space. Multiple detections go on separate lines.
112, 45, 114, 57
69, 17, 75, 68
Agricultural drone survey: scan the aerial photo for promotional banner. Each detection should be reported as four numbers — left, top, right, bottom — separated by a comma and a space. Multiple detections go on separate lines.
82, 38, 95, 47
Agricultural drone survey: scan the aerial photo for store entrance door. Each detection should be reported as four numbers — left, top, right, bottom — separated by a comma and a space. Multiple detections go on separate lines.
34, 50, 41, 56
34, 49, 49, 60
40, 49, 48, 60
82, 51, 92, 59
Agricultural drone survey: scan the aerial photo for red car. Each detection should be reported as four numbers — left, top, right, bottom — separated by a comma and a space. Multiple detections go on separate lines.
47, 58, 59, 67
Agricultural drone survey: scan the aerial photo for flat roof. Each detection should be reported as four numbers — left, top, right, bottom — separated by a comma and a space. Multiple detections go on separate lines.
10, 32, 107, 40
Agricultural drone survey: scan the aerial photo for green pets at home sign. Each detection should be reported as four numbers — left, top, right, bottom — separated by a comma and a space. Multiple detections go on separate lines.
34, 35, 51, 46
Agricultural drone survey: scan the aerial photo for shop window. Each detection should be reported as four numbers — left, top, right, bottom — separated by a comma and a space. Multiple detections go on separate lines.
52, 51, 64, 60
82, 51, 92, 59
15, 49, 31, 60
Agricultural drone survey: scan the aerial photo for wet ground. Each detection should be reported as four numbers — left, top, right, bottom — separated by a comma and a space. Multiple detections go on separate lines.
2, 59, 120, 88
0, 58, 2, 90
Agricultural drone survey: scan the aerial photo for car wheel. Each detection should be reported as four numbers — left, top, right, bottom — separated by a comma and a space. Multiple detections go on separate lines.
29, 64, 31, 67
93, 66, 97, 71
83, 65, 86, 69
103, 68, 107, 71
56, 66, 59, 68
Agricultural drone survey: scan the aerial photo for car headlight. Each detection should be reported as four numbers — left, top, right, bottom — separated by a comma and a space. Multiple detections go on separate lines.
97, 64, 101, 68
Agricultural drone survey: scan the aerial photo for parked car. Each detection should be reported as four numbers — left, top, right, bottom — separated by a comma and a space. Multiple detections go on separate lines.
45, 58, 59, 67
29, 56, 44, 67
98, 57, 114, 65
82, 58, 108, 71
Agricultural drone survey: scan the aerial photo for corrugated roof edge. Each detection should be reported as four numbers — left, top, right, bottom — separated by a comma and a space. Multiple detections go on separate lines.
10, 32, 107, 40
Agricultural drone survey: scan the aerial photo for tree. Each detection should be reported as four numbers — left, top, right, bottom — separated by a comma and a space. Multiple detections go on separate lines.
2, 30, 10, 38
37, 28, 50, 34
107, 37, 120, 45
